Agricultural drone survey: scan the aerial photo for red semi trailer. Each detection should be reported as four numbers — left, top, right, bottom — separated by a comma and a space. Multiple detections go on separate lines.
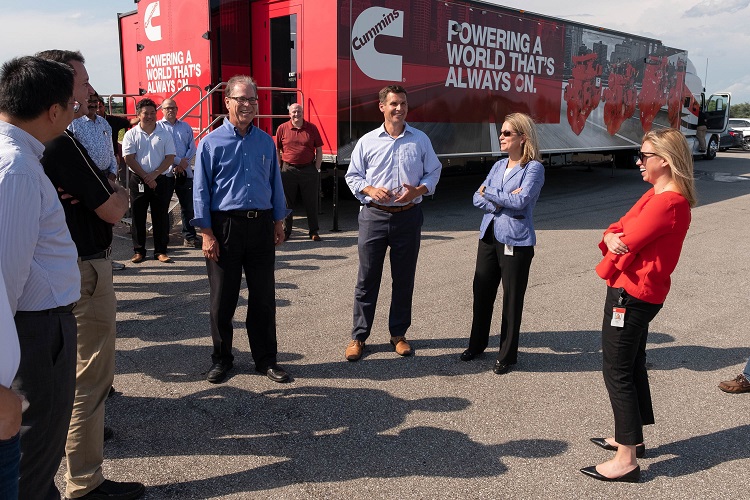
118, 0, 730, 168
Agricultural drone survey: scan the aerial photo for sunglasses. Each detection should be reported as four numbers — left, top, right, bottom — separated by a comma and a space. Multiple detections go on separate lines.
500, 130, 520, 137
637, 151, 659, 162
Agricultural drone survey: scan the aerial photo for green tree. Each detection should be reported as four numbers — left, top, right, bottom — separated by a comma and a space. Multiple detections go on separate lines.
730, 102, 750, 118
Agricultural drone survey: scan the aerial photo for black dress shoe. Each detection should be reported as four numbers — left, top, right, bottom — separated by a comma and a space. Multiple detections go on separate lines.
493, 360, 513, 374
258, 364, 290, 383
590, 437, 645, 458
104, 426, 114, 442
69, 478, 145, 499
206, 362, 232, 384
108, 386, 116, 398
460, 349, 478, 361
580, 465, 640, 483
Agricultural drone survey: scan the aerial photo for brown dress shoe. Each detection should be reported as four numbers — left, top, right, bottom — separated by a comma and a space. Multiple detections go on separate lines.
345, 340, 365, 361
390, 336, 412, 356
131, 253, 145, 263
718, 374, 750, 393
310, 233, 321, 241
156, 254, 173, 263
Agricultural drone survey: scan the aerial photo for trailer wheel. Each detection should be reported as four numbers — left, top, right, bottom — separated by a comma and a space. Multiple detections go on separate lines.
704, 137, 718, 160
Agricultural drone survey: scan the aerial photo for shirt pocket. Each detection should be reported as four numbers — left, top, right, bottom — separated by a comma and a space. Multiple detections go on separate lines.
248, 154, 272, 185
399, 143, 420, 163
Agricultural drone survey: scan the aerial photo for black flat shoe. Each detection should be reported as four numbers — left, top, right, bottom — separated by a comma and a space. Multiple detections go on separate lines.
580, 465, 640, 483
206, 362, 232, 384
460, 349, 478, 361
258, 364, 290, 383
493, 361, 513, 374
590, 437, 645, 458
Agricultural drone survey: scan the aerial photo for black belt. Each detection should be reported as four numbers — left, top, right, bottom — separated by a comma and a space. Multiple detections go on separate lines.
223, 209, 272, 219
79, 247, 111, 261
367, 202, 417, 213
284, 161, 313, 168
15, 303, 77, 316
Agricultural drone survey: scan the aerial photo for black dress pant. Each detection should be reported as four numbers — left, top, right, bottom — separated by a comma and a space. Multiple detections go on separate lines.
601, 286, 662, 445
352, 204, 423, 341
206, 211, 278, 369
468, 228, 534, 364
173, 175, 198, 241
280, 162, 319, 235
129, 174, 175, 256
13, 310, 77, 500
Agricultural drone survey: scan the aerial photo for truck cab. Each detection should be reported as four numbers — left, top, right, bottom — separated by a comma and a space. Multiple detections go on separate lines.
698, 92, 731, 160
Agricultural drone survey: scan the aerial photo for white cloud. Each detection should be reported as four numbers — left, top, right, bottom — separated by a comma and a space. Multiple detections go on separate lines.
0, 10, 123, 94
685, 0, 750, 17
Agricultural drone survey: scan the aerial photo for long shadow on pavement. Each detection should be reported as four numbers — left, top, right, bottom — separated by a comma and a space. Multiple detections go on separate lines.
644, 424, 750, 481
114, 336, 750, 383
104, 385, 568, 497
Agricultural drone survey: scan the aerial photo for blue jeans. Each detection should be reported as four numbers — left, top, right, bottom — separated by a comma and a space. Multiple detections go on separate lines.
744, 357, 750, 380
0, 433, 20, 500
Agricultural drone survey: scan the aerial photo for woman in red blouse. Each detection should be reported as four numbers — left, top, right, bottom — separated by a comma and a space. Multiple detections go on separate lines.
581, 128, 696, 483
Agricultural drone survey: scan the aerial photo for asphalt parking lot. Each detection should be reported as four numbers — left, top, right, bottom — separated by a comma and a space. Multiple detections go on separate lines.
56, 151, 750, 499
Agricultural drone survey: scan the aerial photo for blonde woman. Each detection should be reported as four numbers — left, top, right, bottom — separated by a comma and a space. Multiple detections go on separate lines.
582, 128, 696, 482
460, 113, 545, 374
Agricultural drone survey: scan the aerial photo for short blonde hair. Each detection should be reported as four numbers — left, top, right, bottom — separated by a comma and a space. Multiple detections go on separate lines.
642, 128, 696, 207
504, 113, 541, 164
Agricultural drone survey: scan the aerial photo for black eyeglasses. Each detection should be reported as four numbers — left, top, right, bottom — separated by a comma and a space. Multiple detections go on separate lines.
227, 96, 258, 105
162, 106, 177, 111
500, 130, 520, 137
637, 151, 659, 162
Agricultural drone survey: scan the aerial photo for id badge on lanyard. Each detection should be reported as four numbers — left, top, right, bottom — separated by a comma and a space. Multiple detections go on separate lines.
611, 288, 626, 327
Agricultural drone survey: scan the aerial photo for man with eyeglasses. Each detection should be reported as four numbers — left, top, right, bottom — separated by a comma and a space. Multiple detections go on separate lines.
0, 55, 81, 500
276, 102, 324, 241
37, 50, 142, 500
122, 98, 177, 264
344, 85, 442, 361
68, 92, 119, 181
193, 75, 291, 384
157, 98, 201, 248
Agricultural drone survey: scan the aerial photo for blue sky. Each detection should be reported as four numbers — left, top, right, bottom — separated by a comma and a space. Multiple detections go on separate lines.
1, 0, 748, 104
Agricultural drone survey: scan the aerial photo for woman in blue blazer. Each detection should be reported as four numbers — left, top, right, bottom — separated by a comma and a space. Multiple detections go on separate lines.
460, 113, 545, 374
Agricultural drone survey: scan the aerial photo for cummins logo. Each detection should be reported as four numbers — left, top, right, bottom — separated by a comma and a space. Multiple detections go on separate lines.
351, 7, 404, 81
144, 1, 162, 42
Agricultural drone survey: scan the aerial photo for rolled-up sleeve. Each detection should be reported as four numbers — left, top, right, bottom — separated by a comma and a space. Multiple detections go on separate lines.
191, 140, 212, 229
269, 148, 289, 221
418, 139, 441, 196
345, 141, 368, 203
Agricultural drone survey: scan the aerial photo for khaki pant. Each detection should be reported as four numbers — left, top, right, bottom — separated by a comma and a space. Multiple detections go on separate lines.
697, 125, 707, 151
65, 258, 116, 498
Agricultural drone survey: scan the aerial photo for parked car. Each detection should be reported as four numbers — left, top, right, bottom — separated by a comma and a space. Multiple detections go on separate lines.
719, 127, 747, 151
728, 118, 750, 140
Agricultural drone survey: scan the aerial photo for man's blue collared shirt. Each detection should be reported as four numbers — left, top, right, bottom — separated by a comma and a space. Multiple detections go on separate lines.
345, 123, 442, 205
157, 118, 196, 178
192, 118, 287, 228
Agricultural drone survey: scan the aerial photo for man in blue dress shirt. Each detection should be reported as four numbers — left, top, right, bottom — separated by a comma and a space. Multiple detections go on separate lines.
344, 85, 442, 361
192, 75, 291, 384
157, 98, 201, 248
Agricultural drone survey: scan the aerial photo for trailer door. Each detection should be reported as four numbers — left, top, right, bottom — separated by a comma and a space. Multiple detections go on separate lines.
706, 92, 731, 133
251, 1, 302, 137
